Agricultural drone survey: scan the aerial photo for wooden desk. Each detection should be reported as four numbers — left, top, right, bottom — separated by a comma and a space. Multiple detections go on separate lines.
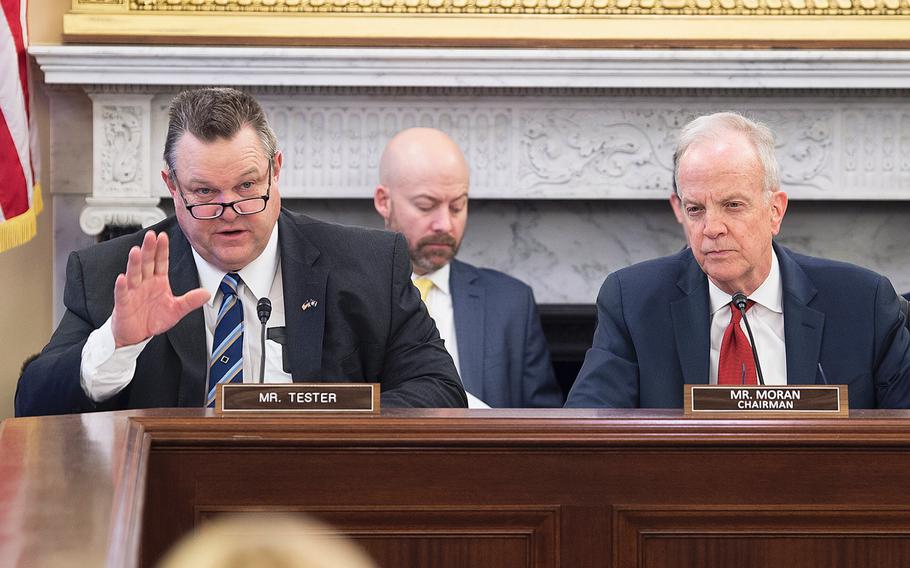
3, 409, 910, 567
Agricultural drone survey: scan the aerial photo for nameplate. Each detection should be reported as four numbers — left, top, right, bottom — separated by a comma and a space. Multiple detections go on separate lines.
684, 385, 848, 418
215, 383, 380, 415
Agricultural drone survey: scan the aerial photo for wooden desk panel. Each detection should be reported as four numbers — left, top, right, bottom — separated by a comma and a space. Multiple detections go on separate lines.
4, 409, 910, 567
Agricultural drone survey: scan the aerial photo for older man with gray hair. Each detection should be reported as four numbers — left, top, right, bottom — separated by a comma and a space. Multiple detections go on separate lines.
566, 111, 910, 409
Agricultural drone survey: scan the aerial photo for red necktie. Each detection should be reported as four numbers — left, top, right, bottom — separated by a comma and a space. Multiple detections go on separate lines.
718, 300, 757, 385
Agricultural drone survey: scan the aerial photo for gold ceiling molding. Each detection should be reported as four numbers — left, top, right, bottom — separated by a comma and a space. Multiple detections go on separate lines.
119, 0, 910, 14
65, 0, 910, 46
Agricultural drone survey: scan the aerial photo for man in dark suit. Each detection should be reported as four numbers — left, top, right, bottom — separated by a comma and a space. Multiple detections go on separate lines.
16, 88, 465, 416
373, 127, 562, 408
566, 112, 910, 409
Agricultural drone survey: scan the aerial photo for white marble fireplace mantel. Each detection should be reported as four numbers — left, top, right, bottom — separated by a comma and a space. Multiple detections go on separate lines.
31, 45, 910, 238
31, 45, 910, 312
30, 46, 910, 89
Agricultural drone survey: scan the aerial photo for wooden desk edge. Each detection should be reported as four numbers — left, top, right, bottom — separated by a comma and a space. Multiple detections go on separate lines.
5, 407, 910, 567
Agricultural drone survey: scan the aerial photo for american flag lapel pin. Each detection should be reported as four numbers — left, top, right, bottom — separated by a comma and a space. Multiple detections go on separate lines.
301, 299, 319, 311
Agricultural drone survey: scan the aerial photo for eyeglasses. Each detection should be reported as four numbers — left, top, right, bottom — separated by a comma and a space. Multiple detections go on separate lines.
172, 161, 272, 220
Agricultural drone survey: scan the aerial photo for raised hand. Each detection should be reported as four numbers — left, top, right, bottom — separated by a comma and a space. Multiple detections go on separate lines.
111, 231, 211, 348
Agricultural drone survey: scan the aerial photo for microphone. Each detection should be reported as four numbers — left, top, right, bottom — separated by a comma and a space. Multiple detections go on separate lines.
817, 363, 829, 385
257, 298, 272, 384
732, 292, 765, 386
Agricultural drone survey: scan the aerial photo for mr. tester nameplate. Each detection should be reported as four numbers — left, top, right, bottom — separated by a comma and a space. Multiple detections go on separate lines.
215, 383, 380, 415
684, 385, 848, 418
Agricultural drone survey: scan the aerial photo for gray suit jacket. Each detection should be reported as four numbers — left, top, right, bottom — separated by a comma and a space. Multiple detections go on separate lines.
16, 210, 466, 415
450, 259, 563, 407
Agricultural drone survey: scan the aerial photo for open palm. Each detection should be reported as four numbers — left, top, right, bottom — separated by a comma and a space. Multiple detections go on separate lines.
111, 231, 210, 348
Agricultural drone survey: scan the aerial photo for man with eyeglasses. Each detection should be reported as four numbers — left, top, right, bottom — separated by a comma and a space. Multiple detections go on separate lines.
15, 88, 467, 415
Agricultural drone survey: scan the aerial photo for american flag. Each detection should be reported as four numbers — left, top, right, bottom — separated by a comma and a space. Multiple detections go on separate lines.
0, 0, 41, 253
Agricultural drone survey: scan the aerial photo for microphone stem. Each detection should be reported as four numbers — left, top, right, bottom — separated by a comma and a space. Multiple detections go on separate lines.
259, 322, 267, 385
739, 308, 765, 386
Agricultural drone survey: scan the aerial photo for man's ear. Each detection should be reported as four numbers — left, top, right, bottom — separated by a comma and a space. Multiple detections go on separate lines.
271, 150, 284, 180
669, 193, 685, 225
769, 190, 789, 236
162, 169, 177, 199
374, 186, 391, 219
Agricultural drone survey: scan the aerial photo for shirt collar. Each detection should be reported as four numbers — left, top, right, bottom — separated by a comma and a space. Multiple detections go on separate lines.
708, 247, 783, 315
411, 262, 451, 297
192, 222, 280, 306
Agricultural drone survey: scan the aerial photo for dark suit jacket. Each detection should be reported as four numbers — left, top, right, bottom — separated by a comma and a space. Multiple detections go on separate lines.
15, 210, 466, 416
566, 244, 910, 409
449, 260, 562, 407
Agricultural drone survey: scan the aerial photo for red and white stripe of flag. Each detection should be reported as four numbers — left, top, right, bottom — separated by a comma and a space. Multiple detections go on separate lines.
0, 0, 41, 253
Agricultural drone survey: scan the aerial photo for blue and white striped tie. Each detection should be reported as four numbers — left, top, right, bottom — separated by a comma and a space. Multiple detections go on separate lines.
207, 272, 243, 407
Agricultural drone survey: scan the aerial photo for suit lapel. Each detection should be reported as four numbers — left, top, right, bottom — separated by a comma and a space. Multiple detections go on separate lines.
165, 227, 208, 407
777, 245, 824, 385
278, 213, 328, 381
670, 252, 711, 385
451, 260, 485, 397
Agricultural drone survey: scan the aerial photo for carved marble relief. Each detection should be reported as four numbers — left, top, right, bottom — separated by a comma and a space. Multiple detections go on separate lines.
97, 105, 144, 197
761, 109, 834, 195
79, 206, 166, 236
239, 98, 889, 199
843, 109, 910, 197
46, 86, 910, 311
84, 94, 164, 235
260, 102, 510, 197
520, 109, 681, 198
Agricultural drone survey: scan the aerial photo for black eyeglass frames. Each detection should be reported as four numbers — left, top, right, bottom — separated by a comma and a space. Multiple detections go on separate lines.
172, 160, 273, 221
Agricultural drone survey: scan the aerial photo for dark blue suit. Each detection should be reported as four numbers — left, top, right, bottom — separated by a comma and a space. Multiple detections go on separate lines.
450, 259, 563, 407
566, 244, 910, 409
16, 210, 466, 416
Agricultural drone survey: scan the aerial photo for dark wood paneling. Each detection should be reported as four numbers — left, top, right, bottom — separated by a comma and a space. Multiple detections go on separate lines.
137, 411, 910, 567
8, 409, 910, 567
351, 536, 529, 567
196, 507, 558, 568
642, 536, 910, 568
616, 507, 910, 568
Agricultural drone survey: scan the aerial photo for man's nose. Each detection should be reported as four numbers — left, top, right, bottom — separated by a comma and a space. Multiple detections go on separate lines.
702, 210, 726, 239
430, 209, 453, 233
220, 203, 241, 221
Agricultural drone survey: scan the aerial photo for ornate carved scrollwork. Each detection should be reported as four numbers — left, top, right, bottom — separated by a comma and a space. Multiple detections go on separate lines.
79, 200, 166, 236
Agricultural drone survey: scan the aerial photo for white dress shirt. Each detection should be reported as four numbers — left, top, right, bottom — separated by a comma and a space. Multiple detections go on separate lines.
708, 249, 787, 385
414, 264, 459, 374
414, 264, 489, 408
81, 224, 292, 402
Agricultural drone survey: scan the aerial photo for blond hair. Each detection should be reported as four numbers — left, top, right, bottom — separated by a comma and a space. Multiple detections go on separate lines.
156, 513, 377, 568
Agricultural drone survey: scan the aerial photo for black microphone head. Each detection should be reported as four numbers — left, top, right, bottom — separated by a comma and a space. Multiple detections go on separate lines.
257, 297, 272, 324
731, 292, 748, 311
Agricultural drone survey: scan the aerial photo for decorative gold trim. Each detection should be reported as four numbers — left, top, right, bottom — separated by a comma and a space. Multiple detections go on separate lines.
72, 0, 129, 11
70, 0, 910, 15
65, 0, 910, 45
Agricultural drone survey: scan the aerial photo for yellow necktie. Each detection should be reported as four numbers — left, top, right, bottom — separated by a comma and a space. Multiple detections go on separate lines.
414, 277, 433, 304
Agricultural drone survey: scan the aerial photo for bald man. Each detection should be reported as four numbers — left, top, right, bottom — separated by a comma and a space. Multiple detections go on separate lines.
374, 127, 563, 408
